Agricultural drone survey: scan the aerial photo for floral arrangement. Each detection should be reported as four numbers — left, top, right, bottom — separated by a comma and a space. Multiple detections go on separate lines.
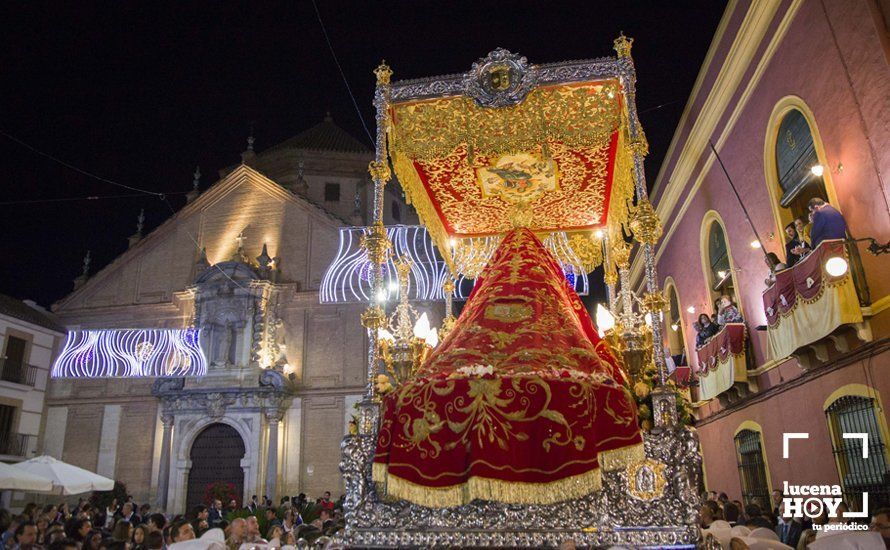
203, 481, 238, 507
630, 365, 693, 430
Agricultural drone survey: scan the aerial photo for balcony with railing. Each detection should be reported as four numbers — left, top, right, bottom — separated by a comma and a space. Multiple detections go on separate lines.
762, 239, 870, 368
0, 358, 38, 387
0, 432, 33, 457
694, 323, 755, 405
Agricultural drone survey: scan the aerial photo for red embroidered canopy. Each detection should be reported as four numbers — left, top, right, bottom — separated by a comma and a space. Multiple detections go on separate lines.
372, 229, 643, 507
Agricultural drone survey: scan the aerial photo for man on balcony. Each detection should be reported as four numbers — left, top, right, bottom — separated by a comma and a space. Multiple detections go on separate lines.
808, 197, 847, 249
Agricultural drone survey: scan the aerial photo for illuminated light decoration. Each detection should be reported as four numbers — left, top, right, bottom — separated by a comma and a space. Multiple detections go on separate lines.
824, 256, 848, 277
750, 240, 762, 249
52, 328, 207, 378
686, 306, 696, 314
321, 225, 591, 304
810, 164, 824, 177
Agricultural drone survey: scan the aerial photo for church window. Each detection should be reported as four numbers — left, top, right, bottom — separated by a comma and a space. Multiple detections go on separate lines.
774, 109, 826, 220
0, 404, 16, 454
325, 183, 341, 202
703, 217, 737, 305
734, 429, 770, 506
825, 395, 890, 510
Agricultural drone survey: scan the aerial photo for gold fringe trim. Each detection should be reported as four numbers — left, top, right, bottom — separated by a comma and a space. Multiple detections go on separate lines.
389, 149, 455, 273
373, 461, 602, 508
607, 126, 635, 242
372, 441, 644, 508
599, 441, 646, 471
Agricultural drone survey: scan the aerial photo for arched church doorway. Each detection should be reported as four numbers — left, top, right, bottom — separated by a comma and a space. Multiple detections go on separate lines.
186, 423, 245, 512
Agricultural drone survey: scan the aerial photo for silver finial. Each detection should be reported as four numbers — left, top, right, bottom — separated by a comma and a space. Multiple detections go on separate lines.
136, 209, 145, 235
82, 250, 92, 276
193, 166, 201, 191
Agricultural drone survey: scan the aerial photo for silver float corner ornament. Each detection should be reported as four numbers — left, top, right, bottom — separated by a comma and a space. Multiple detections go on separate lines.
463, 48, 538, 108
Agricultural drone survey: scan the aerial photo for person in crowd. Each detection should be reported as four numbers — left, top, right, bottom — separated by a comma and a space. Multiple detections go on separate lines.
144, 531, 163, 550
722, 501, 739, 527
146, 514, 166, 535
281, 507, 301, 534
793, 216, 811, 247
284, 531, 296, 547
246, 496, 259, 514
35, 515, 49, 546
138, 505, 151, 520
764, 252, 787, 286
264, 508, 281, 529
310, 509, 332, 531
225, 518, 245, 550
783, 222, 810, 267
111, 520, 133, 543
131, 524, 148, 549
12, 521, 37, 550
871, 507, 890, 548
84, 530, 103, 550
64, 518, 91, 543
319, 492, 335, 512
116, 503, 140, 526
770, 489, 782, 516
47, 538, 79, 550
266, 525, 284, 543
695, 313, 719, 347
808, 197, 847, 248
190, 505, 209, 524
99, 499, 118, 531
716, 294, 743, 324
244, 516, 264, 544
22, 504, 38, 522
45, 525, 66, 546
775, 502, 805, 549
190, 517, 208, 539
169, 520, 195, 543
208, 500, 224, 527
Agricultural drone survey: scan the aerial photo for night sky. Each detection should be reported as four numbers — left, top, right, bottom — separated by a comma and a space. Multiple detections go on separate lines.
0, 1, 725, 307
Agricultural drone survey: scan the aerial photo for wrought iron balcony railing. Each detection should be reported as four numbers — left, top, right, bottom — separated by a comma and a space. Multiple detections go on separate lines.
0, 432, 32, 457
0, 359, 38, 386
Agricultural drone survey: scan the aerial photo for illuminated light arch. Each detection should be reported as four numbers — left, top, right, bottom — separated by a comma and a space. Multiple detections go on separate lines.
763, 96, 841, 250
320, 225, 589, 304
51, 328, 207, 378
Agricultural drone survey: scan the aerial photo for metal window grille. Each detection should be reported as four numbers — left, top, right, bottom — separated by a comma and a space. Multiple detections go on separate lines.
826, 395, 890, 511
735, 429, 771, 507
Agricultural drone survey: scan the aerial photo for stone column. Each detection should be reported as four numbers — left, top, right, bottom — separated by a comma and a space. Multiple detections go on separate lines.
264, 411, 282, 501
156, 414, 174, 511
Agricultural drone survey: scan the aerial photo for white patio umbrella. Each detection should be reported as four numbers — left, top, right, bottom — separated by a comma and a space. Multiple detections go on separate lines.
0, 461, 54, 492
12, 455, 114, 495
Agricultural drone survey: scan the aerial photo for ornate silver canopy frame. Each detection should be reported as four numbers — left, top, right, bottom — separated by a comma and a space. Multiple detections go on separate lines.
339, 41, 703, 548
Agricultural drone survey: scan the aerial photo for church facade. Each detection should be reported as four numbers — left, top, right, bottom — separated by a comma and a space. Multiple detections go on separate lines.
42, 118, 419, 512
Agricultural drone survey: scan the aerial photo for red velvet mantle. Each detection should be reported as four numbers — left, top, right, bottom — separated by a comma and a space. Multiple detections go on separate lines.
372, 229, 643, 507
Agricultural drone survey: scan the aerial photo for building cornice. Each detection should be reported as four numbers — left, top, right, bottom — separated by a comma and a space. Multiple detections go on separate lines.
630, 0, 803, 287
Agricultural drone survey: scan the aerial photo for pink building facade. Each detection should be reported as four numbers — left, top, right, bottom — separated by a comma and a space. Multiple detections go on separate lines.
633, 0, 890, 509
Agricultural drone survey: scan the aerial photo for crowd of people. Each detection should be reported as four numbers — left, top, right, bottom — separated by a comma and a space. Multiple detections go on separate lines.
764, 197, 849, 287
693, 294, 744, 349
0, 490, 344, 550
699, 490, 889, 549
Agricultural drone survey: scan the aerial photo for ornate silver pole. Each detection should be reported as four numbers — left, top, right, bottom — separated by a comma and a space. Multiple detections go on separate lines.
358, 61, 394, 433
615, 35, 668, 388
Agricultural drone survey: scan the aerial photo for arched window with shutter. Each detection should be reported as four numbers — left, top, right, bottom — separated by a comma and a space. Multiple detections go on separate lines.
825, 394, 890, 510
734, 428, 771, 507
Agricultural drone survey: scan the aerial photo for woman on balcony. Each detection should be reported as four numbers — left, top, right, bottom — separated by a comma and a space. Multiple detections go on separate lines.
763, 252, 786, 287
717, 294, 743, 324
696, 313, 720, 347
